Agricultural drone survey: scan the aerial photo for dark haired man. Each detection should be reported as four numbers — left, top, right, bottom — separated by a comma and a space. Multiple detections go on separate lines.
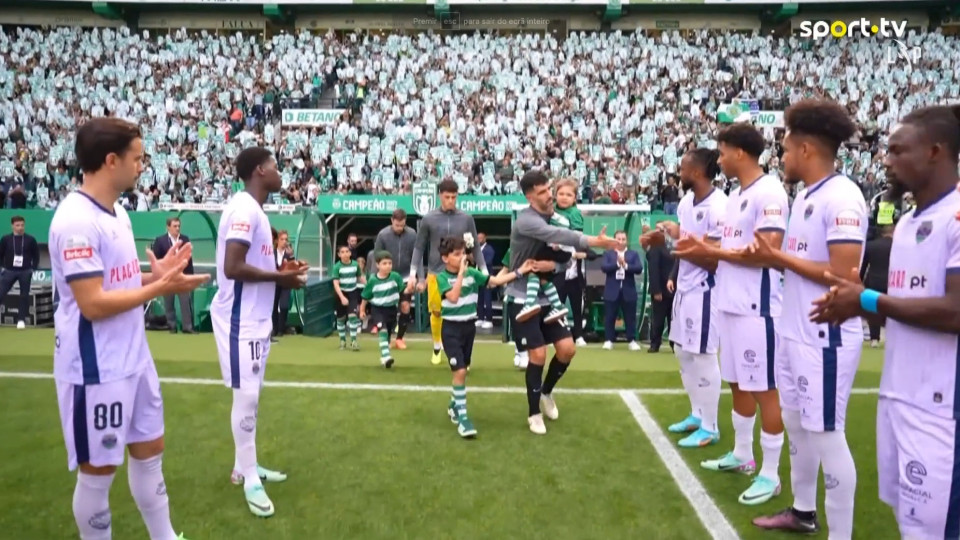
0, 215, 39, 329
410, 179, 486, 365
211, 146, 308, 518
374, 208, 417, 348
510, 170, 618, 435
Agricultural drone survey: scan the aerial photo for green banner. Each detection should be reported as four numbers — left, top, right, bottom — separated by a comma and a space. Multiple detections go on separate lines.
318, 194, 526, 216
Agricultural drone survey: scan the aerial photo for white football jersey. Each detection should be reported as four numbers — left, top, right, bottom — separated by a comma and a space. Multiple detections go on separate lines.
716, 174, 790, 317
880, 189, 960, 419
676, 187, 727, 293
211, 191, 277, 327
779, 174, 868, 348
50, 192, 151, 385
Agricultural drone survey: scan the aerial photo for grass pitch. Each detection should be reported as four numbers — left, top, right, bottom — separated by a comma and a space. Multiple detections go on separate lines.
0, 327, 894, 539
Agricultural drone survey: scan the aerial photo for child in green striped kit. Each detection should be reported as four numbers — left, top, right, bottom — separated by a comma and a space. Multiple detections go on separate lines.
332, 245, 363, 350
515, 197, 584, 323
436, 237, 533, 438
359, 251, 413, 368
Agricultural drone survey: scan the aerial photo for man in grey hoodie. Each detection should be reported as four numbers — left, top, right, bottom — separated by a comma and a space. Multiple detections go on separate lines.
409, 179, 487, 365
508, 170, 619, 435
374, 208, 417, 348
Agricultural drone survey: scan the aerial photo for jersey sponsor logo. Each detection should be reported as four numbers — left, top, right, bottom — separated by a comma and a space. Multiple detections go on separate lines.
787, 237, 808, 252
797, 375, 808, 393
834, 209, 862, 233
909, 275, 928, 289
763, 205, 782, 216
743, 349, 757, 363
723, 227, 743, 238
260, 244, 274, 257
915, 220, 933, 243
63, 247, 94, 260
231, 222, 251, 233
109, 258, 142, 284
905, 460, 927, 485
889, 269, 905, 289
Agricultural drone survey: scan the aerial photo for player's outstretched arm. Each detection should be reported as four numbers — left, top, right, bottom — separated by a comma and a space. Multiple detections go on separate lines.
487, 260, 533, 287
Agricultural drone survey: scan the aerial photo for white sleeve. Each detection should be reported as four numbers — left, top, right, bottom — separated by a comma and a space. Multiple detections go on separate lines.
706, 198, 725, 240
754, 185, 789, 233
55, 218, 104, 283
825, 193, 868, 245
223, 202, 258, 247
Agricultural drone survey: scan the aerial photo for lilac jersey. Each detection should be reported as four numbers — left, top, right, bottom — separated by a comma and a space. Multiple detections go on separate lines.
880, 189, 960, 420
715, 174, 790, 317
779, 174, 868, 347
675, 188, 727, 293
50, 192, 151, 385
211, 191, 277, 326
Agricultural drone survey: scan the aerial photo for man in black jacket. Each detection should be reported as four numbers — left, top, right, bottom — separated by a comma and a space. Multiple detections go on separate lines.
0, 215, 40, 328
151, 217, 195, 333
860, 224, 894, 347
645, 225, 675, 353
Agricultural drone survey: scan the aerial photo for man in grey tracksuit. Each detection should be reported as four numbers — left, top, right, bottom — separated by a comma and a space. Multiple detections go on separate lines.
409, 179, 487, 365
374, 208, 418, 346
509, 170, 618, 435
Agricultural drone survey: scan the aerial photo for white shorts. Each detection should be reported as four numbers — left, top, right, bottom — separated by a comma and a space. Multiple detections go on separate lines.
669, 287, 719, 354
877, 397, 960, 540
212, 312, 272, 390
56, 363, 164, 471
777, 337, 860, 432
718, 312, 778, 392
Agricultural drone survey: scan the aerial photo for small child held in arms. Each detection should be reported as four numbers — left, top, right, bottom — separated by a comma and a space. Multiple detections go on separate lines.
436, 236, 533, 438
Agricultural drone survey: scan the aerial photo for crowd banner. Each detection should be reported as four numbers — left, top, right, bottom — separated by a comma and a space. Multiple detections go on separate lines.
754, 110, 785, 128
281, 109, 348, 127
318, 194, 527, 216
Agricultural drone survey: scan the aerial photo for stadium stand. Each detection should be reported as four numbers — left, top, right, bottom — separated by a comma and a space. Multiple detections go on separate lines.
0, 15, 958, 216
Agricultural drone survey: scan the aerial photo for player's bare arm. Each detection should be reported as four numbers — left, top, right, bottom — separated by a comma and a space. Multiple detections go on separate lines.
744, 231, 863, 285
70, 247, 208, 321
224, 241, 305, 289
674, 230, 783, 269
811, 270, 960, 333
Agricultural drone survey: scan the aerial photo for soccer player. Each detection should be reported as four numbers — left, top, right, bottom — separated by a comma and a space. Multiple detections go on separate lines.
436, 236, 533, 437
373, 208, 417, 349
643, 148, 727, 448
410, 179, 486, 365
673, 123, 789, 505
51, 117, 207, 540
211, 147, 308, 518
332, 244, 362, 350
359, 251, 413, 368
509, 170, 619, 434
810, 104, 960, 540
740, 100, 866, 537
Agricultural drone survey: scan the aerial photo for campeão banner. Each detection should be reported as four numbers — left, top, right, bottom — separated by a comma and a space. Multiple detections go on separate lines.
318, 194, 527, 216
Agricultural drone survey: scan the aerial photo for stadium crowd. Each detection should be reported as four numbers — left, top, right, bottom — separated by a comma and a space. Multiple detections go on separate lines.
0, 24, 957, 213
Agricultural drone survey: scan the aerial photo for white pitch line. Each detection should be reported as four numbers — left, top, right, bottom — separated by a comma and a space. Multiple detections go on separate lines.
0, 371, 881, 395
619, 391, 740, 540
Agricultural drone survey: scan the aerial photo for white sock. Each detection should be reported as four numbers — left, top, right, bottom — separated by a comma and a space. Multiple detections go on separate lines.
690, 353, 721, 432
128, 454, 177, 540
433, 340, 441, 350
732, 410, 756, 463
676, 350, 699, 419
810, 430, 856, 540
782, 409, 819, 512
759, 430, 784, 483
73, 471, 114, 540
231, 388, 262, 490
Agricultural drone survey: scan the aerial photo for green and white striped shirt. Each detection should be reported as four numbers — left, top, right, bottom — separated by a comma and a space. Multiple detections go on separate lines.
333, 260, 360, 292
361, 271, 405, 307
436, 267, 490, 322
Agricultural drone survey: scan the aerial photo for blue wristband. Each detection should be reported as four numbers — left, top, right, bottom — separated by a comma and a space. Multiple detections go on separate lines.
859, 289, 881, 314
